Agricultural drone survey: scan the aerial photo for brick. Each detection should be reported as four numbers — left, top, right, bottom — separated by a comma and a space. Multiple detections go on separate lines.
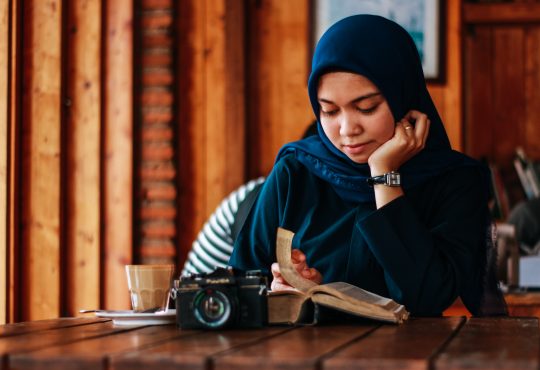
142, 51, 172, 67
142, 33, 173, 48
140, 244, 176, 258
141, 12, 174, 29
141, 126, 173, 141
139, 162, 176, 180
139, 203, 177, 219
143, 68, 174, 86
140, 0, 174, 10
140, 88, 174, 105
140, 182, 177, 200
142, 142, 174, 160
142, 108, 173, 124
141, 221, 176, 238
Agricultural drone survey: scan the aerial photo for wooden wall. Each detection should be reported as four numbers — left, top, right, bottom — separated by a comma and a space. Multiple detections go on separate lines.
175, 0, 249, 265
428, 0, 463, 151
0, 0, 10, 325
245, 0, 313, 177
0, 0, 134, 322
463, 2, 540, 206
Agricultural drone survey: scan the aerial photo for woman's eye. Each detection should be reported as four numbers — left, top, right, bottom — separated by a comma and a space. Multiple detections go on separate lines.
357, 105, 377, 114
320, 109, 338, 117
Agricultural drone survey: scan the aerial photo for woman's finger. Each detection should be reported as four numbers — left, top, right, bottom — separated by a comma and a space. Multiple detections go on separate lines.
271, 274, 296, 291
301, 267, 323, 284
291, 249, 308, 273
400, 119, 414, 133
293, 260, 307, 273
404, 110, 430, 150
291, 249, 306, 263
271, 262, 281, 278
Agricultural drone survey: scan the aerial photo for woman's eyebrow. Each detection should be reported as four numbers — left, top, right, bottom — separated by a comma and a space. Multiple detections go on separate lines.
318, 92, 382, 105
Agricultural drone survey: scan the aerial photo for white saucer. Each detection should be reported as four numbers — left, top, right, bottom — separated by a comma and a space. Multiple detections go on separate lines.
95, 309, 176, 326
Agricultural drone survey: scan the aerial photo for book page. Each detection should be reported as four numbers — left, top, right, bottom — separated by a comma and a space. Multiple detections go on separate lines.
309, 281, 395, 308
276, 228, 317, 293
311, 293, 408, 323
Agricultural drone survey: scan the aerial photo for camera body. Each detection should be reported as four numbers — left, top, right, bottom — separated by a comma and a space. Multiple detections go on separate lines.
172, 267, 268, 329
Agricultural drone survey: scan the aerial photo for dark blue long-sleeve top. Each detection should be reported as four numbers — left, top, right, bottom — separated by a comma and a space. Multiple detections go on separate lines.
229, 153, 491, 316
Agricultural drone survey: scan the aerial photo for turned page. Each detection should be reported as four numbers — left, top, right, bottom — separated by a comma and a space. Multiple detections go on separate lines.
276, 228, 317, 293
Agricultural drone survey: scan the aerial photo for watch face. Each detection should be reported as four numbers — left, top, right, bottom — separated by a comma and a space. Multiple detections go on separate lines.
386, 172, 401, 186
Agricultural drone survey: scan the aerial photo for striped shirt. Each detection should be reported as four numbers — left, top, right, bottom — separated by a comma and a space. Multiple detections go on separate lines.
181, 177, 265, 276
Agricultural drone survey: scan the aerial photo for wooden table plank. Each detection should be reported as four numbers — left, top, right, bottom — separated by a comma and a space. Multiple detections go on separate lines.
322, 317, 464, 370
0, 320, 129, 370
435, 317, 540, 370
9, 324, 189, 370
110, 326, 291, 370
0, 317, 109, 338
213, 323, 379, 370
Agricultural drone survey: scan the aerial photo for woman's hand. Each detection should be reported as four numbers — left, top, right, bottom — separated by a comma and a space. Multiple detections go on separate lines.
270, 249, 322, 291
368, 110, 431, 175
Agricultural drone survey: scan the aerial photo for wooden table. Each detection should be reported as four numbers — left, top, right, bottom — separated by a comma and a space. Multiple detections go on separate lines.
445, 293, 540, 318
0, 316, 538, 369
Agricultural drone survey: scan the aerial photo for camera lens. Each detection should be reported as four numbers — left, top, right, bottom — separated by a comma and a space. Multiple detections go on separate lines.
193, 288, 233, 328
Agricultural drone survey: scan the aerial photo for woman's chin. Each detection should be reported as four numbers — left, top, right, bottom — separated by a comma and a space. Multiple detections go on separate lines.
344, 153, 369, 164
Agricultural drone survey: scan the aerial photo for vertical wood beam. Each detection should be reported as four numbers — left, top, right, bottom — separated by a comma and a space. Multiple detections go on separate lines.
20, 0, 62, 320
64, 0, 101, 316
204, 0, 245, 213
492, 27, 524, 165
464, 27, 493, 160
7, 0, 20, 324
103, 0, 133, 310
177, 0, 206, 264
524, 28, 540, 159
0, 0, 9, 325
427, 0, 462, 151
176, 0, 247, 264
246, 0, 312, 177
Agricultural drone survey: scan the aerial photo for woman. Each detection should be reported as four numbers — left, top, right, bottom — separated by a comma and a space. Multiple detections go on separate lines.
229, 15, 506, 316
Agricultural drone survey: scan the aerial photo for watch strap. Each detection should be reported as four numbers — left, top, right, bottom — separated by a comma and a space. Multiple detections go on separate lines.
367, 171, 401, 187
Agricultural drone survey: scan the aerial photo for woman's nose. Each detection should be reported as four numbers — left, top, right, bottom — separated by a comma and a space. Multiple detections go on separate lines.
339, 112, 362, 136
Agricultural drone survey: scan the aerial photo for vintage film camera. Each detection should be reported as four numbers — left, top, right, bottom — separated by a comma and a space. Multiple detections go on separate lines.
172, 267, 268, 329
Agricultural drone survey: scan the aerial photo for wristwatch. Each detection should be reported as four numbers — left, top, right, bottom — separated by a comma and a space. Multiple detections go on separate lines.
367, 171, 401, 187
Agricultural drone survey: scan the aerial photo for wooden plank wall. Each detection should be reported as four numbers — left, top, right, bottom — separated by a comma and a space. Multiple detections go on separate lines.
5, 0, 21, 324
0, 0, 134, 321
463, 2, 540, 206
427, 0, 463, 151
0, 0, 469, 321
102, 0, 133, 311
245, 0, 313, 177
20, 0, 63, 320
0, 0, 9, 325
176, 0, 247, 264
64, 0, 102, 320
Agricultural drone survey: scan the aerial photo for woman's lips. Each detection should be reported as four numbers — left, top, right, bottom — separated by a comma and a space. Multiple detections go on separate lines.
343, 143, 368, 155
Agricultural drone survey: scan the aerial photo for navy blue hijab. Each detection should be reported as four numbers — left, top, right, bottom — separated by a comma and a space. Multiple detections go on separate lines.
277, 15, 482, 203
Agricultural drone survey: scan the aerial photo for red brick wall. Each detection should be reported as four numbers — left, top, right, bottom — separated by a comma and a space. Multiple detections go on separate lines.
134, 0, 177, 265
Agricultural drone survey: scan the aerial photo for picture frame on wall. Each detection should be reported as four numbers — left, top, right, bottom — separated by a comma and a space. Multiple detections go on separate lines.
313, 0, 445, 83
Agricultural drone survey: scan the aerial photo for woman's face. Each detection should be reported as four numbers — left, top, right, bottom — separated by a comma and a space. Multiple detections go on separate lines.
317, 72, 395, 164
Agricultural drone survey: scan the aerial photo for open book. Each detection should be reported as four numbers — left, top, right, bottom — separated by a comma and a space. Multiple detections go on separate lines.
268, 228, 409, 325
